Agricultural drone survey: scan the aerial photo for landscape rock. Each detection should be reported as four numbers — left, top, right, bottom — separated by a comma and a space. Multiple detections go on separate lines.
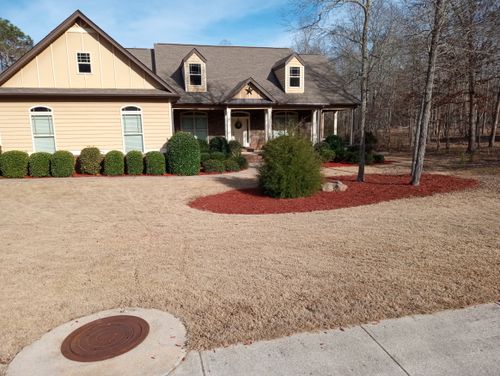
322, 181, 348, 192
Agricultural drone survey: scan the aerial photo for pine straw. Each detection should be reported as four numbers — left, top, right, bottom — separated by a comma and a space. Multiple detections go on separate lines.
0, 163, 499, 373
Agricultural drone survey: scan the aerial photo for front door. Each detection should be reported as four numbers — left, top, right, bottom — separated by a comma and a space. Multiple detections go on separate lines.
231, 116, 250, 147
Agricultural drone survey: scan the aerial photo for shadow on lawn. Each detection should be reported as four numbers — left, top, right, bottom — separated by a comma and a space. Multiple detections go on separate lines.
213, 175, 260, 191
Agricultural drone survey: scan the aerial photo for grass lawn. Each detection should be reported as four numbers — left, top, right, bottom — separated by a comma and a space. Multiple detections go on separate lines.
0, 151, 499, 373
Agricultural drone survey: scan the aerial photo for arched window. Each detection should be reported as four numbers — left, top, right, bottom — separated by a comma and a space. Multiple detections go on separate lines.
30, 106, 56, 152
180, 111, 208, 141
273, 111, 298, 138
121, 106, 144, 152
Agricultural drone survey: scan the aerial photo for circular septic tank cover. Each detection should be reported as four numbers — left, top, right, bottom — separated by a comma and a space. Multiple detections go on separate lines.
7, 308, 186, 376
61, 315, 150, 362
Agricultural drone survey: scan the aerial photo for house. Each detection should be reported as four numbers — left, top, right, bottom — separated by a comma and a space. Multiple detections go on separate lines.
0, 10, 358, 155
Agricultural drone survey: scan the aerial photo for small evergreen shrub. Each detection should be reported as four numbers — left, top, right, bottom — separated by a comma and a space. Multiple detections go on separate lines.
364, 131, 378, 153
78, 147, 102, 175
314, 142, 336, 162
366, 152, 375, 165
29, 152, 51, 177
228, 140, 242, 158
166, 132, 200, 175
259, 135, 322, 198
224, 159, 240, 172
125, 151, 143, 175
50, 151, 74, 177
345, 151, 360, 164
210, 151, 226, 161
200, 152, 211, 162
0, 150, 29, 178
104, 150, 124, 176
373, 153, 385, 164
209, 136, 228, 154
198, 139, 210, 153
234, 155, 249, 170
325, 135, 346, 161
202, 159, 225, 173
145, 151, 166, 175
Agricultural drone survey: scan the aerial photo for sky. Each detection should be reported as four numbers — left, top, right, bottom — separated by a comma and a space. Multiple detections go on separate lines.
0, 0, 296, 48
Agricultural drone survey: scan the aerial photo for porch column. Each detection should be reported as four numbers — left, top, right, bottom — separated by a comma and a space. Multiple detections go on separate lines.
225, 108, 232, 140
311, 109, 319, 143
320, 110, 325, 140
333, 110, 338, 136
265, 107, 272, 141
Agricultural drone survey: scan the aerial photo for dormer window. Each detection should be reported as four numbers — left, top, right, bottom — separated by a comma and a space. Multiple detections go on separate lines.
77, 52, 91, 74
189, 63, 202, 86
289, 67, 301, 87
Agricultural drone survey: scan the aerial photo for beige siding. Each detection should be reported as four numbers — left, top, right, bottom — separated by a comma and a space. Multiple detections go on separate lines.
0, 101, 172, 154
285, 57, 305, 94
183, 54, 207, 93
2, 22, 160, 90
233, 83, 266, 100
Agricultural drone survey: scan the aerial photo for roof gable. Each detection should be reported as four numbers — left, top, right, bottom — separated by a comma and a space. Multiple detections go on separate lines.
272, 53, 306, 70
224, 77, 276, 103
182, 48, 207, 63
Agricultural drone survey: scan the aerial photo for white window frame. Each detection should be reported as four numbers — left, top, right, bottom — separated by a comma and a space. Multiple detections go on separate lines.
76, 52, 92, 74
180, 111, 208, 141
289, 66, 301, 88
29, 106, 57, 153
121, 106, 145, 153
188, 63, 202, 86
272, 111, 299, 138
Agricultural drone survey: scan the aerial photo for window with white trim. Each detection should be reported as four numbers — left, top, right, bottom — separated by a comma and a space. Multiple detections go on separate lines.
273, 111, 299, 138
180, 111, 208, 140
289, 67, 301, 87
122, 106, 144, 152
77, 52, 92, 73
189, 63, 202, 86
30, 106, 56, 153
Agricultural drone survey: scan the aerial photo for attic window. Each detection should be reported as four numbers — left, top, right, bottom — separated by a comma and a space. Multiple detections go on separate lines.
289, 67, 301, 87
77, 52, 91, 74
189, 63, 202, 86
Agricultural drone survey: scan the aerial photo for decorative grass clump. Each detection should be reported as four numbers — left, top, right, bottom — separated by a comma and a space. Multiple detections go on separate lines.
50, 151, 75, 177
202, 159, 225, 173
228, 140, 242, 158
29, 152, 51, 177
259, 135, 322, 198
78, 147, 102, 175
103, 150, 124, 176
125, 151, 143, 175
0, 150, 29, 178
145, 151, 166, 175
166, 132, 200, 176
234, 155, 249, 170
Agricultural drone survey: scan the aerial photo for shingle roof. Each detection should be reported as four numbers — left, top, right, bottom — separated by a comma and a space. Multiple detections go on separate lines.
127, 44, 359, 107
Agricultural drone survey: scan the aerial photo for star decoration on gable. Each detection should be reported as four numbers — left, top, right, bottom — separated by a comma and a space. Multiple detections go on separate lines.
245, 85, 254, 95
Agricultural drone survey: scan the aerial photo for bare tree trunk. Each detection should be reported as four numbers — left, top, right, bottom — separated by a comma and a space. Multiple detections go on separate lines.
411, 0, 446, 186
489, 87, 499, 148
411, 97, 424, 175
466, 0, 477, 154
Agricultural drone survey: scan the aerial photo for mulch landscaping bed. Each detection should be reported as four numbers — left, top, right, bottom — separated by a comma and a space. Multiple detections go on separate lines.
322, 160, 393, 168
189, 174, 479, 215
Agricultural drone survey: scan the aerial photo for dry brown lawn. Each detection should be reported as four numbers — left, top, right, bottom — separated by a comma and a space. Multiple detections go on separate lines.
1, 153, 499, 374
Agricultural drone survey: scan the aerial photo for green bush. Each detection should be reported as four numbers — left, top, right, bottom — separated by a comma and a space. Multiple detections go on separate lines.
314, 142, 336, 162
198, 139, 210, 153
104, 150, 124, 176
200, 152, 211, 162
373, 153, 385, 164
365, 152, 375, 165
345, 151, 360, 164
145, 151, 166, 175
125, 151, 143, 175
51, 151, 74, 177
209, 136, 228, 154
228, 140, 242, 158
29, 152, 51, 177
78, 147, 102, 175
234, 155, 249, 170
325, 135, 346, 161
365, 131, 378, 153
166, 132, 200, 175
0, 150, 29, 178
224, 159, 240, 172
259, 135, 322, 198
210, 151, 226, 161
202, 159, 225, 173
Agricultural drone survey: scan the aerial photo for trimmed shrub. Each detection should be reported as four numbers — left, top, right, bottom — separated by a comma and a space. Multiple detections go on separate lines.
104, 150, 124, 176
125, 151, 143, 175
78, 147, 102, 175
202, 159, 225, 173
29, 152, 51, 177
345, 151, 360, 164
209, 136, 228, 154
210, 151, 226, 161
166, 132, 200, 175
314, 142, 336, 162
259, 135, 322, 198
200, 152, 211, 162
145, 151, 166, 175
224, 159, 240, 172
234, 155, 249, 170
365, 131, 378, 153
365, 152, 375, 165
0, 150, 29, 178
198, 139, 210, 153
325, 135, 346, 161
228, 140, 242, 158
373, 153, 385, 164
50, 151, 74, 177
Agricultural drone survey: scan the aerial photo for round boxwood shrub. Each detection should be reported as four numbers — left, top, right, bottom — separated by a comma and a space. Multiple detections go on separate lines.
104, 150, 124, 176
224, 159, 240, 172
259, 135, 322, 198
209, 136, 228, 154
228, 140, 242, 158
29, 152, 51, 177
198, 139, 210, 153
210, 151, 226, 161
0, 150, 29, 178
78, 147, 102, 175
50, 151, 74, 177
200, 152, 211, 163
145, 151, 166, 175
125, 150, 144, 175
166, 132, 200, 175
202, 159, 225, 173
234, 155, 249, 170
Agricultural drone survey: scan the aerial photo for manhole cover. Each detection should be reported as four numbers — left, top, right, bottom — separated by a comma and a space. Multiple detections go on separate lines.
60, 315, 149, 362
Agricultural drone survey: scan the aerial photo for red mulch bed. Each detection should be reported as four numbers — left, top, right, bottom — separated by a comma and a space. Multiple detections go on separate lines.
322, 160, 394, 168
189, 174, 479, 215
